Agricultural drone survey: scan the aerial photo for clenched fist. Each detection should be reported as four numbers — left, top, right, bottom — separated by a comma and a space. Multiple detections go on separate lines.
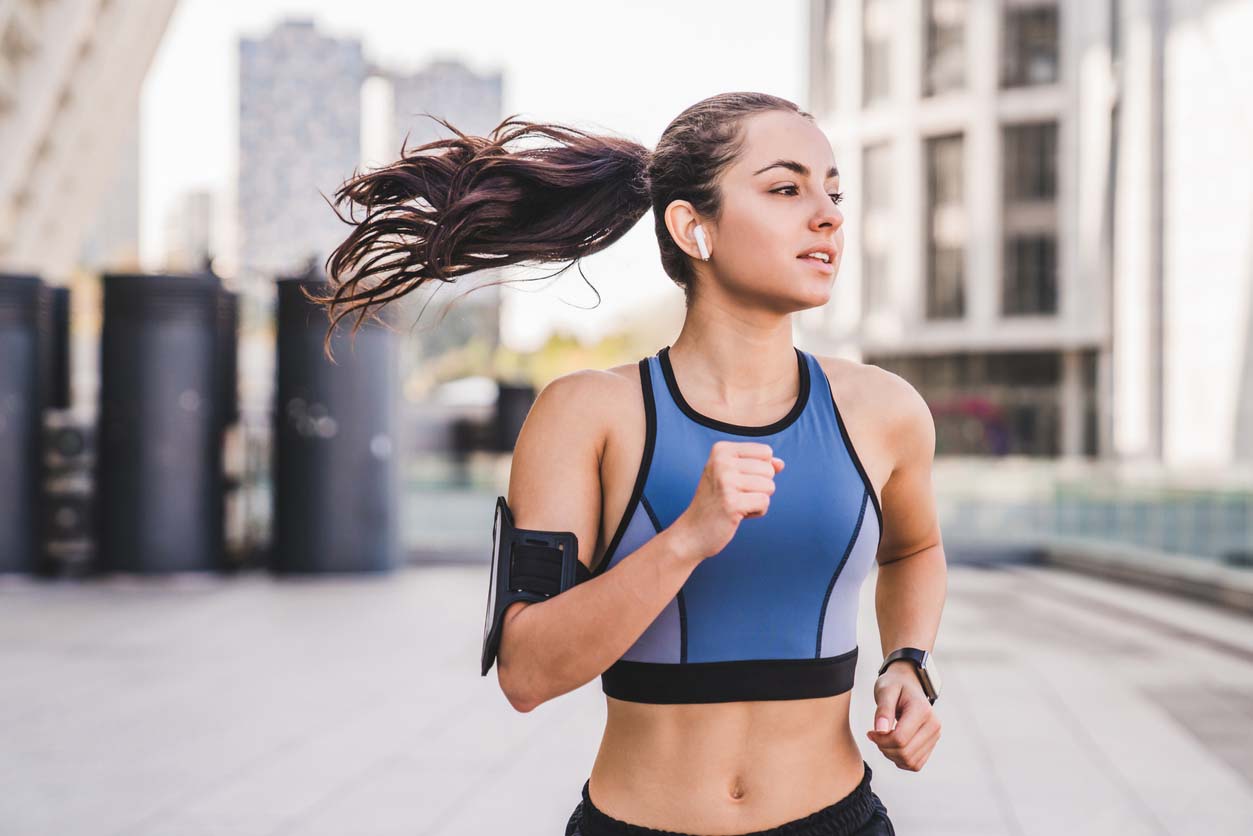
669, 440, 785, 563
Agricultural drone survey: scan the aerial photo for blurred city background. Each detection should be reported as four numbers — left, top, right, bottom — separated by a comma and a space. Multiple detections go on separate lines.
1, 0, 1251, 834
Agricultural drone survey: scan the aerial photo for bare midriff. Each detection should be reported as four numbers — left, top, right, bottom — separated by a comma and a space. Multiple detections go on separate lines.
586, 690, 865, 834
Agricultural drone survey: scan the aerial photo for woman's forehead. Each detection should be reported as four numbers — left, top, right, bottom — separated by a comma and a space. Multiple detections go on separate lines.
736, 112, 838, 179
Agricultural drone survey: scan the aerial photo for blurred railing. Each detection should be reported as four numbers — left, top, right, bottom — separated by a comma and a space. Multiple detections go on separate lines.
395, 454, 1253, 567
935, 458, 1253, 563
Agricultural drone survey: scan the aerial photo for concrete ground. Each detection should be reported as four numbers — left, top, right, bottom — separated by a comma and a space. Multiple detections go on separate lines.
3, 558, 1252, 836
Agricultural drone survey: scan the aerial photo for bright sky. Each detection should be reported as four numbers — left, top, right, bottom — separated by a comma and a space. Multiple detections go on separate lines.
140, 0, 808, 348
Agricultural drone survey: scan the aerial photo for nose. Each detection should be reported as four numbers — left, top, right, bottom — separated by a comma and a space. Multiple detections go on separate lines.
810, 196, 843, 232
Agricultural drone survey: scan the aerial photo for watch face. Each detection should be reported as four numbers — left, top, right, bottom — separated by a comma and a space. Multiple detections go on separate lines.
922, 654, 941, 698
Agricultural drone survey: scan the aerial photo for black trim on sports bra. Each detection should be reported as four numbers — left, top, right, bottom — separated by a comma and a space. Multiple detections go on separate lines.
602, 647, 858, 704
658, 345, 810, 437
592, 358, 657, 576
824, 381, 884, 541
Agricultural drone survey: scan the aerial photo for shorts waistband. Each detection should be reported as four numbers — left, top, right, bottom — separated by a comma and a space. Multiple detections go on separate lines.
578, 761, 877, 836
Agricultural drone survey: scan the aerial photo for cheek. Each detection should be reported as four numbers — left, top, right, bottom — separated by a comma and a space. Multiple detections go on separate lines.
718, 205, 792, 264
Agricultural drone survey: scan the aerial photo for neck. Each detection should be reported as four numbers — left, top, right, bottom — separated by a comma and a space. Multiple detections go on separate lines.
668, 313, 798, 408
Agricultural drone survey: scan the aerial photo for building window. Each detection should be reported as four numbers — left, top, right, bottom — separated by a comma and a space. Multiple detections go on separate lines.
1001, 2, 1059, 87
1003, 122, 1057, 201
1002, 122, 1058, 315
926, 134, 965, 319
863, 0, 892, 106
1003, 236, 1057, 314
924, 0, 966, 96
865, 351, 1069, 456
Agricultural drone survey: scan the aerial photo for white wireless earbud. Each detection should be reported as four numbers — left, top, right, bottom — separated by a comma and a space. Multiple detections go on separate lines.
693, 225, 711, 261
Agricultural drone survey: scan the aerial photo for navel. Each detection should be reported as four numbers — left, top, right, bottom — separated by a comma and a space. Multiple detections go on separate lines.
728, 779, 747, 801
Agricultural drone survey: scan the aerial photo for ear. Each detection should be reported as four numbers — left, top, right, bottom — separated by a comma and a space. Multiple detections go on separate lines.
663, 199, 709, 261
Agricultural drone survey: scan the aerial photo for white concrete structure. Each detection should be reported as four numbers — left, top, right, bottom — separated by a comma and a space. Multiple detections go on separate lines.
78, 118, 141, 272
804, 0, 1253, 468
0, 0, 177, 281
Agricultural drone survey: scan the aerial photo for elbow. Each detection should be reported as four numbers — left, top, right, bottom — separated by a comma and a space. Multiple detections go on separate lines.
497, 661, 540, 713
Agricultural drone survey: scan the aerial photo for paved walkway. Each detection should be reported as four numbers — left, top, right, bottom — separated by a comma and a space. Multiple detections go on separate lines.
2, 559, 1252, 835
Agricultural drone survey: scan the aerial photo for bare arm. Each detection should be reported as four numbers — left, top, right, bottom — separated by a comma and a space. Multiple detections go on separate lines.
873, 373, 947, 657
864, 371, 947, 771
494, 370, 702, 713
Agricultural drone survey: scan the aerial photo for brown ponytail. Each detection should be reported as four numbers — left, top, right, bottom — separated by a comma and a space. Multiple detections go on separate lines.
308, 114, 652, 359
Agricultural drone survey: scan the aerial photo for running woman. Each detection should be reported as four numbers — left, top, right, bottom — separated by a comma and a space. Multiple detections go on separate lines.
316, 92, 946, 836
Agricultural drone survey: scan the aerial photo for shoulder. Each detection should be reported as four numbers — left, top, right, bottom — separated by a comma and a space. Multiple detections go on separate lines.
524, 360, 644, 443
812, 353, 935, 469
533, 360, 641, 411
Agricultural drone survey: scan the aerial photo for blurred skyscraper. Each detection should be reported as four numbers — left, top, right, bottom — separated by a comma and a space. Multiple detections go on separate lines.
391, 59, 504, 151
0, 0, 177, 281
163, 188, 214, 272
804, 0, 1253, 469
236, 18, 366, 287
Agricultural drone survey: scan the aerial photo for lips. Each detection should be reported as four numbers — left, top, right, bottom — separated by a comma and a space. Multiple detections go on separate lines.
797, 243, 837, 263
797, 244, 837, 274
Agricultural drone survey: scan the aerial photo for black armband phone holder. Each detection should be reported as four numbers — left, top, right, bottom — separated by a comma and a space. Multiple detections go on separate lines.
481, 495, 591, 677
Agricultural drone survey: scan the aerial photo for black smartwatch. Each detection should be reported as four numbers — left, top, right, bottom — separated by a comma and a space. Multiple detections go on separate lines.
878, 647, 941, 705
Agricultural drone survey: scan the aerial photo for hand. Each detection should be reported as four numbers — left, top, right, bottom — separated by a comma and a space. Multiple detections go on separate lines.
866, 663, 941, 771
670, 441, 785, 562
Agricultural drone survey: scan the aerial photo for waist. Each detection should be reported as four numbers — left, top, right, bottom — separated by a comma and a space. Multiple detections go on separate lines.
589, 692, 862, 831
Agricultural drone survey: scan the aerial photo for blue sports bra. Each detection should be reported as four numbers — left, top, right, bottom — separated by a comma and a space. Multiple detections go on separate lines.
591, 345, 883, 704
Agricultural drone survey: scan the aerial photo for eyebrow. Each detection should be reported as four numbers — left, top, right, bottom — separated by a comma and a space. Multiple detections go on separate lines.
753, 159, 839, 179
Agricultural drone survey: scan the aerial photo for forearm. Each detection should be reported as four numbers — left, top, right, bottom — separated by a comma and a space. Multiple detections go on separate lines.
497, 525, 701, 711
873, 544, 947, 657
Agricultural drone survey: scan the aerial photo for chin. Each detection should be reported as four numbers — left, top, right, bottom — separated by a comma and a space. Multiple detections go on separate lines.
785, 287, 832, 313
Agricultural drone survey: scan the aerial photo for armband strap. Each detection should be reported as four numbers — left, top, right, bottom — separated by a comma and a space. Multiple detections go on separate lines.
481, 496, 588, 676
511, 543, 591, 595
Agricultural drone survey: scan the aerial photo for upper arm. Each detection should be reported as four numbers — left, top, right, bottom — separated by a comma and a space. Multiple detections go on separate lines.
499, 370, 608, 622
875, 372, 942, 565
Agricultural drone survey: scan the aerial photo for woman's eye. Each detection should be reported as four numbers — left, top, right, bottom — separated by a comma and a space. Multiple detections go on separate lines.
772, 186, 845, 206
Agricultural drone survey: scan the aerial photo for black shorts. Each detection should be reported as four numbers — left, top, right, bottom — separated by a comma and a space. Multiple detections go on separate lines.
565, 760, 895, 836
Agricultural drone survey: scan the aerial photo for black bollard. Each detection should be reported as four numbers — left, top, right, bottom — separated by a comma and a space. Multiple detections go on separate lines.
0, 274, 51, 573
96, 272, 227, 573
271, 274, 399, 574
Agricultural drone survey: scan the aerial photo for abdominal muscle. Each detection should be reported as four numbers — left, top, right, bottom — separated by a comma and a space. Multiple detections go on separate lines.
586, 691, 865, 834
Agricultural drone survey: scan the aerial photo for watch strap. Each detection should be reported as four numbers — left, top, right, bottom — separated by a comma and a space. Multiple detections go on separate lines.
878, 647, 937, 704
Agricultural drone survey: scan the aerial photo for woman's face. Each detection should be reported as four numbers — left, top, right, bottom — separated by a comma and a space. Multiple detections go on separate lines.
701, 110, 844, 312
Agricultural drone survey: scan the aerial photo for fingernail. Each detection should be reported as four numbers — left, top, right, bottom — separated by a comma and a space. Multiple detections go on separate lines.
875, 717, 890, 732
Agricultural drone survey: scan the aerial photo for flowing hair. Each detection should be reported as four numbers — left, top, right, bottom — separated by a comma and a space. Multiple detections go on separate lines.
309, 92, 811, 360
